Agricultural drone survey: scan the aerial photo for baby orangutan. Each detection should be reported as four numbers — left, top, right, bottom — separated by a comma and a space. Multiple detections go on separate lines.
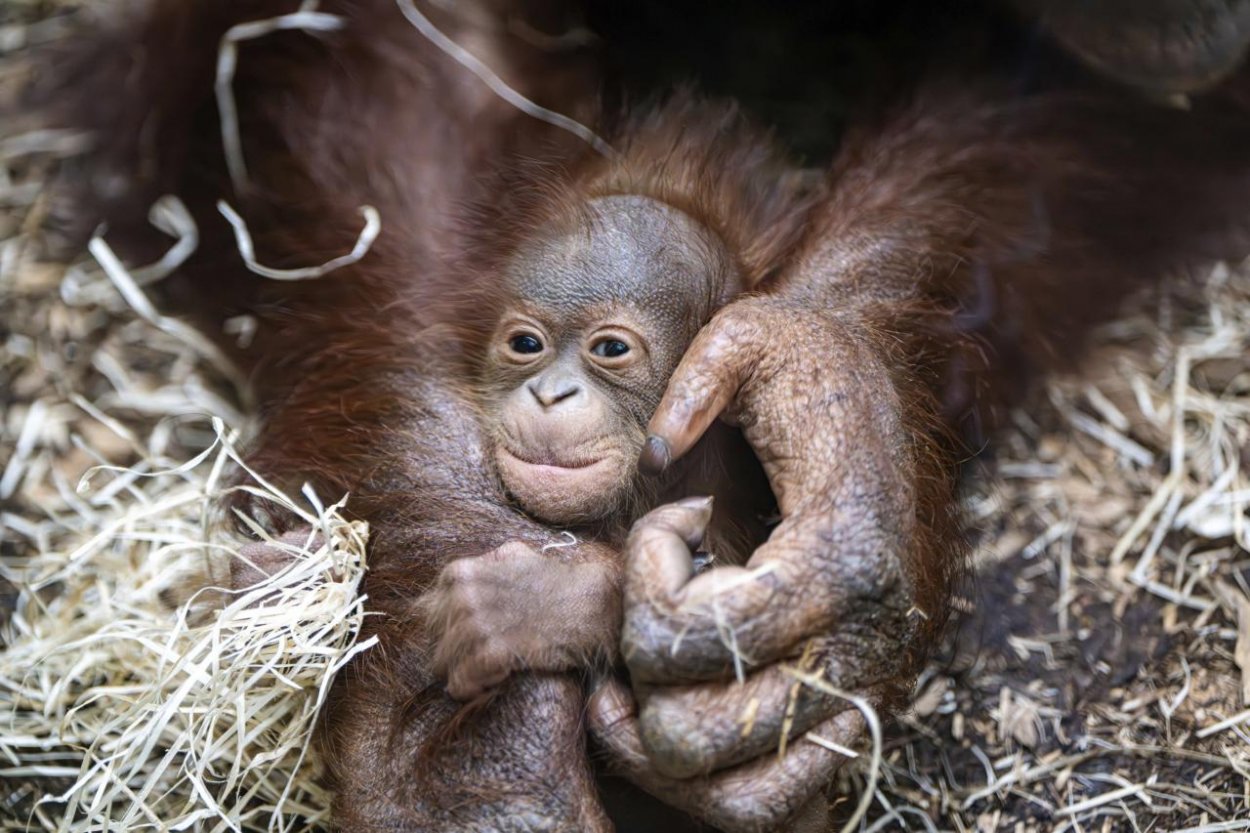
423, 194, 771, 700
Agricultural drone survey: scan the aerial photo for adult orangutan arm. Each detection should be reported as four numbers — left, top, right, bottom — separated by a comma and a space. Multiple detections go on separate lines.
592, 73, 1250, 832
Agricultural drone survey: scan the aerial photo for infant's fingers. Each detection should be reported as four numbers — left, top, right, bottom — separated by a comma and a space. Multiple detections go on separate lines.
443, 634, 513, 701
446, 658, 510, 702
587, 677, 651, 769
641, 310, 763, 473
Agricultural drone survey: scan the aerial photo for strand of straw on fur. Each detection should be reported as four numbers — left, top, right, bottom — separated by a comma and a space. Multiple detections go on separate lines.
215, 5, 346, 195
217, 200, 382, 281
781, 668, 883, 833
61, 195, 199, 307
214, 4, 382, 283
393, 0, 616, 159
88, 218, 252, 402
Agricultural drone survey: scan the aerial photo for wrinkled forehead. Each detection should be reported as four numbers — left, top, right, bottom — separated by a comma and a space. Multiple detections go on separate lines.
504, 195, 731, 318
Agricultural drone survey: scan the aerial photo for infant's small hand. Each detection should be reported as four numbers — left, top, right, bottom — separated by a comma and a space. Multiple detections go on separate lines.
423, 541, 545, 699
423, 540, 622, 700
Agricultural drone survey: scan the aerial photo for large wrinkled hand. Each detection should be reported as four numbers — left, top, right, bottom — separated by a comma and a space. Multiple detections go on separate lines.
591, 295, 925, 831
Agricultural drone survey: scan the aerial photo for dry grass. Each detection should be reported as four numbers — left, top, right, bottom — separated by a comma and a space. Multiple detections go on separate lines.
0, 146, 372, 833
1, 9, 371, 831
870, 268, 1250, 830
2, 4, 1248, 832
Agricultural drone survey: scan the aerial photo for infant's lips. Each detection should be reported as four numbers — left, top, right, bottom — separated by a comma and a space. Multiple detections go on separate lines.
499, 445, 605, 470
496, 446, 622, 524
497, 448, 617, 494
497, 447, 618, 505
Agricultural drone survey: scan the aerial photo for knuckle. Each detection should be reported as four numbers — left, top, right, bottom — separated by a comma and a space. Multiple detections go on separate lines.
638, 698, 719, 779
808, 608, 913, 688
624, 604, 667, 638
834, 542, 911, 618
620, 622, 674, 680
705, 325, 759, 366
447, 671, 476, 700
630, 505, 705, 545
704, 781, 794, 833
454, 582, 487, 615
626, 517, 679, 549
479, 634, 512, 664
711, 296, 766, 327
702, 317, 750, 352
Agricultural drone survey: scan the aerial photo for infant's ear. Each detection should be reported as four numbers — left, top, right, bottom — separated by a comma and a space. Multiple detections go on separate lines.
420, 322, 476, 362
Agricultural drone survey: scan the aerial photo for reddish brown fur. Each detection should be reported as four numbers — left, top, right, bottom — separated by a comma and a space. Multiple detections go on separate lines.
785, 79, 1250, 680
580, 66, 1250, 833
24, 1, 1250, 831
451, 91, 812, 350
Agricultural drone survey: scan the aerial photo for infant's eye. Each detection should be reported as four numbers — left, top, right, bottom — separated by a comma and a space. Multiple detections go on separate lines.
509, 334, 544, 354
591, 340, 630, 359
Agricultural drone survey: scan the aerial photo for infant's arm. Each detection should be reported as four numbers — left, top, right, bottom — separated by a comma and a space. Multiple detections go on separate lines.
422, 539, 624, 700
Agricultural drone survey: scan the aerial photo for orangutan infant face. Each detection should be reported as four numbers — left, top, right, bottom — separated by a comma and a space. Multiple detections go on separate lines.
480, 195, 735, 526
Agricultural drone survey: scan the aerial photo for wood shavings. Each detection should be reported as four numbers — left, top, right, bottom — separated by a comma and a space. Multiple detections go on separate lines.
877, 259, 1250, 830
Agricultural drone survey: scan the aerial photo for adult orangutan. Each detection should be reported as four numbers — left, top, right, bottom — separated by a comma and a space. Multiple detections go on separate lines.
25, 0, 1250, 831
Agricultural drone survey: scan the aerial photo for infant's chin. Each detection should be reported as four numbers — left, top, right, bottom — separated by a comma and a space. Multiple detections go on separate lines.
496, 447, 628, 525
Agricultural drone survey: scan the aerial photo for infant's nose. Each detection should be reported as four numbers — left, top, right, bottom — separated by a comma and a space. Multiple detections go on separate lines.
528, 378, 581, 408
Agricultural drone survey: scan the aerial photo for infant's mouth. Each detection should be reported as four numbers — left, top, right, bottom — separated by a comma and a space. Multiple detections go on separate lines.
499, 445, 606, 471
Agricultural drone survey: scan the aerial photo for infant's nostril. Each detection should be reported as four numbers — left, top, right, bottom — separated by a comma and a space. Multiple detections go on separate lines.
528, 380, 581, 408
551, 383, 579, 404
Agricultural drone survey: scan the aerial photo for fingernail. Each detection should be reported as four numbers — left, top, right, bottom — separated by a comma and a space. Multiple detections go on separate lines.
676, 495, 713, 510
639, 435, 671, 474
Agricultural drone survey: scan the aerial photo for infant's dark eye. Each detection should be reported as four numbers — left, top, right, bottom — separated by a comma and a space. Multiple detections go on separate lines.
509, 334, 543, 354
591, 340, 630, 359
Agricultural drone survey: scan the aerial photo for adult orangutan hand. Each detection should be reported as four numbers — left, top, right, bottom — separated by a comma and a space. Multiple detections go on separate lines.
589, 294, 928, 832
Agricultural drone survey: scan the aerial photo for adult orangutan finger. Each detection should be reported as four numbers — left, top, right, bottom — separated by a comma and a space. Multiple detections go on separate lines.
636, 662, 882, 778
688, 709, 865, 833
624, 501, 910, 686
623, 518, 822, 684
623, 497, 714, 601
591, 693, 865, 833
640, 308, 763, 473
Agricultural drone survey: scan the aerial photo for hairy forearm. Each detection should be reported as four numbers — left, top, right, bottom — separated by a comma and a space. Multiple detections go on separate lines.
774, 76, 1250, 433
